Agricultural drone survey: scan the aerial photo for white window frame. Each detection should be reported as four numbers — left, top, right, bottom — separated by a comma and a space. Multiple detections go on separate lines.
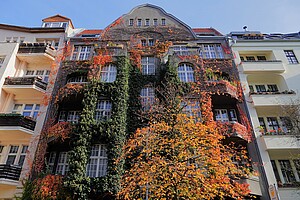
145, 19, 150, 26
5, 145, 28, 167
71, 45, 92, 61
214, 109, 229, 122
199, 44, 224, 59
153, 19, 158, 26
129, 19, 134, 26
12, 104, 40, 120
181, 99, 201, 119
173, 45, 189, 56
137, 19, 142, 27
142, 57, 156, 75
58, 110, 81, 123
95, 100, 112, 121
272, 159, 300, 185
86, 144, 108, 177
100, 64, 117, 83
55, 152, 69, 175
48, 152, 56, 173
284, 50, 298, 64
177, 63, 195, 82
25, 69, 50, 83
67, 76, 87, 83
140, 87, 155, 110
161, 18, 166, 26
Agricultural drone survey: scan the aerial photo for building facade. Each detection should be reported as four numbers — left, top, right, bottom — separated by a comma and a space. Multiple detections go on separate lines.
0, 4, 271, 199
230, 31, 300, 200
0, 15, 77, 199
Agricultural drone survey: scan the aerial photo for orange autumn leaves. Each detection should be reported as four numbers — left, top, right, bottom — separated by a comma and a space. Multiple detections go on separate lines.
118, 113, 250, 200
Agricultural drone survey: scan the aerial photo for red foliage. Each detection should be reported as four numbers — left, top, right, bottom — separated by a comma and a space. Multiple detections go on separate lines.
33, 174, 63, 200
47, 122, 72, 141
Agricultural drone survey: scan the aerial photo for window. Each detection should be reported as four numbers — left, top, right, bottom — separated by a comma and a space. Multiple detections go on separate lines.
199, 44, 224, 59
161, 18, 166, 26
267, 84, 279, 92
140, 87, 155, 110
141, 39, 155, 47
12, 104, 40, 120
178, 63, 194, 82
258, 117, 267, 132
100, 64, 117, 82
67, 76, 87, 83
141, 39, 147, 47
142, 57, 156, 75
214, 109, 229, 122
56, 152, 69, 175
71, 46, 91, 60
284, 50, 298, 64
129, 19, 134, 26
153, 19, 158, 26
279, 160, 296, 183
25, 69, 50, 83
48, 152, 56, 172
214, 109, 238, 122
148, 39, 154, 46
0, 56, 5, 67
181, 100, 201, 119
257, 56, 267, 61
249, 85, 254, 93
137, 19, 142, 26
255, 85, 266, 92
280, 117, 293, 133
6, 145, 28, 167
58, 110, 81, 123
173, 45, 189, 55
95, 100, 112, 121
267, 117, 280, 131
246, 56, 255, 61
86, 144, 108, 177
271, 160, 281, 183
145, 19, 150, 26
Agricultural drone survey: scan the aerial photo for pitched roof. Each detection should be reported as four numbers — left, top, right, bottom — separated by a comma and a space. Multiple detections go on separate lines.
42, 14, 74, 28
75, 29, 102, 37
192, 28, 223, 36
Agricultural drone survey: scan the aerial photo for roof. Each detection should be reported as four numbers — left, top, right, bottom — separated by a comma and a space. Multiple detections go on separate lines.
75, 29, 102, 37
192, 28, 223, 36
0, 23, 65, 33
42, 14, 74, 28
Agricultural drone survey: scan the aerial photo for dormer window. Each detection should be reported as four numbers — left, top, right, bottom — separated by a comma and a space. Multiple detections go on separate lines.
137, 19, 142, 27
161, 19, 166, 26
145, 19, 150, 26
42, 22, 69, 28
129, 19, 134, 26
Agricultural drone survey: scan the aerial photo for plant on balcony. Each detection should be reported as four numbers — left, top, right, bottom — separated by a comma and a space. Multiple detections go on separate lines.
47, 122, 72, 141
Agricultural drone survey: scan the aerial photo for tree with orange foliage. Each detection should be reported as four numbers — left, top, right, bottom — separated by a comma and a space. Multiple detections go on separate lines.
118, 82, 251, 200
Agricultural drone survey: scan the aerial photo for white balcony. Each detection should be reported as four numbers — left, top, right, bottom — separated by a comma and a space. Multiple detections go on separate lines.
261, 135, 300, 150
250, 92, 297, 107
241, 60, 285, 73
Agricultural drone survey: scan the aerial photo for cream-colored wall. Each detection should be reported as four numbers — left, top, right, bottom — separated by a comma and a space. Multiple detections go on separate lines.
233, 39, 300, 200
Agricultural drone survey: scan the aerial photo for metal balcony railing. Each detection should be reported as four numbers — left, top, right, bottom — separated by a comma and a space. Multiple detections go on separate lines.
0, 164, 21, 181
4, 76, 47, 90
0, 114, 36, 131
18, 43, 56, 57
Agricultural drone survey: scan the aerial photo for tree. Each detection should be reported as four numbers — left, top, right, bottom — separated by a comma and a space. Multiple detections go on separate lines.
118, 82, 250, 200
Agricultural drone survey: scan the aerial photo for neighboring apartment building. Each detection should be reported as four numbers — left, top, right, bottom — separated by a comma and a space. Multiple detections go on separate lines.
27, 4, 261, 199
230, 31, 300, 200
0, 15, 76, 199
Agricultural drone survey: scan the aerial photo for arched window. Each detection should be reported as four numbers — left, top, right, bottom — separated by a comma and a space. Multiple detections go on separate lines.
178, 63, 194, 82
101, 64, 117, 83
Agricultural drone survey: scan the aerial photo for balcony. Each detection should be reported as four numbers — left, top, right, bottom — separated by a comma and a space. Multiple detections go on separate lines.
2, 77, 47, 100
250, 91, 296, 107
0, 165, 21, 185
241, 60, 285, 73
261, 134, 300, 150
205, 80, 238, 99
0, 114, 36, 141
218, 121, 250, 141
239, 176, 262, 196
17, 43, 56, 64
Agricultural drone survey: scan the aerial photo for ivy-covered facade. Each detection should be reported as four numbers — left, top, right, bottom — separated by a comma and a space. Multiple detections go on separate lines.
26, 4, 262, 199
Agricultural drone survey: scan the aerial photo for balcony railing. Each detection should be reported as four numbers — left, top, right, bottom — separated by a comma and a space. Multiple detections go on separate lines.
249, 90, 295, 95
4, 76, 47, 90
0, 114, 36, 131
18, 43, 56, 57
217, 121, 250, 141
205, 80, 238, 99
242, 60, 282, 63
0, 164, 21, 181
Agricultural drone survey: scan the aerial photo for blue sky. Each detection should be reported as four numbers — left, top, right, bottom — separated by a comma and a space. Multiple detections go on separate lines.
1, 0, 300, 34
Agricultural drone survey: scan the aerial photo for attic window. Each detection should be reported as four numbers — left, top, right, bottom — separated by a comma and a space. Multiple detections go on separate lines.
161, 18, 166, 26
81, 34, 99, 38
153, 19, 158, 26
137, 19, 142, 27
145, 19, 150, 26
129, 19, 134, 26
